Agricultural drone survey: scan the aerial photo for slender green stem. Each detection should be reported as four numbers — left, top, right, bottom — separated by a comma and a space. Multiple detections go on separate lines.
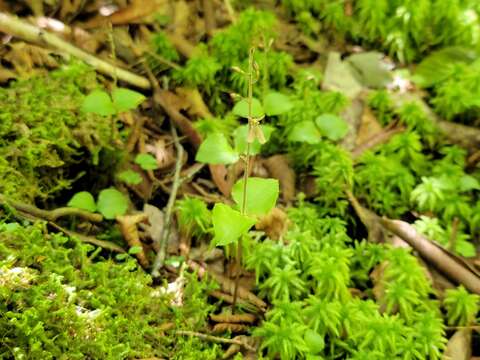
233, 47, 255, 308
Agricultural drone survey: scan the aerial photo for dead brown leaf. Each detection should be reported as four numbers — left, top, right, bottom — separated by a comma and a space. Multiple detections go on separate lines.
116, 213, 149, 268
262, 155, 296, 202
255, 207, 290, 240
356, 106, 383, 146
442, 329, 472, 360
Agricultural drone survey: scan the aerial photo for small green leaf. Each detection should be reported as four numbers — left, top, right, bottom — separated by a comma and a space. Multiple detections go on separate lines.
117, 170, 143, 185
263, 92, 294, 116
459, 175, 480, 192
112, 88, 146, 113
196, 132, 239, 164
232, 98, 264, 118
67, 191, 97, 212
234, 125, 275, 155
315, 114, 349, 141
413, 47, 477, 87
115, 253, 128, 261
289, 121, 321, 144
81, 90, 115, 116
128, 246, 143, 255
212, 203, 256, 246
232, 177, 279, 216
456, 240, 476, 258
304, 329, 325, 354
97, 188, 129, 220
135, 154, 159, 170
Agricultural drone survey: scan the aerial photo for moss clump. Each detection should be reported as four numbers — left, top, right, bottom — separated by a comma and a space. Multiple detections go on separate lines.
0, 62, 114, 202
0, 221, 221, 359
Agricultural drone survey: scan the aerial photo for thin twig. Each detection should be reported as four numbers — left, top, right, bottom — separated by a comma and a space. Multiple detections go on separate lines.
48, 222, 126, 253
202, 0, 216, 36
448, 217, 460, 252
175, 331, 256, 352
0, 12, 150, 89
151, 125, 184, 277
0, 194, 103, 223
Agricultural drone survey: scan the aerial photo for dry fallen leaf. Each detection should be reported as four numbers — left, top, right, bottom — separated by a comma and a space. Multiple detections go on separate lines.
442, 329, 472, 360
256, 207, 290, 240
116, 213, 149, 268
356, 106, 383, 146
263, 155, 296, 202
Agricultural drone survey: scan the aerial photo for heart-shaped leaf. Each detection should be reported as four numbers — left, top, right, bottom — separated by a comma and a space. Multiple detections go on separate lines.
112, 88, 146, 113
97, 188, 129, 220
196, 133, 239, 164
289, 121, 321, 144
117, 170, 143, 185
82, 90, 115, 116
263, 92, 294, 116
212, 203, 256, 246
135, 154, 159, 170
232, 177, 279, 216
67, 191, 96, 212
315, 114, 349, 141
232, 98, 264, 118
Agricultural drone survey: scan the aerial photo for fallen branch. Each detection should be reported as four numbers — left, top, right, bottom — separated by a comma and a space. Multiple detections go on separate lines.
0, 194, 103, 223
175, 330, 256, 352
379, 218, 480, 294
49, 222, 126, 253
0, 12, 150, 89
346, 191, 480, 294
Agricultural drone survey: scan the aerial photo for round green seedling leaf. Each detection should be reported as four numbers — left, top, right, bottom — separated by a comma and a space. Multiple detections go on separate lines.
232, 98, 264, 118
128, 245, 143, 255
234, 125, 275, 155
289, 121, 321, 144
112, 88, 146, 113
459, 175, 480, 192
135, 154, 159, 170
212, 203, 256, 246
195, 132, 239, 165
67, 191, 97, 212
81, 90, 115, 116
315, 114, 349, 141
304, 329, 325, 354
232, 177, 279, 216
97, 188, 129, 220
117, 170, 143, 185
455, 240, 476, 258
263, 92, 294, 116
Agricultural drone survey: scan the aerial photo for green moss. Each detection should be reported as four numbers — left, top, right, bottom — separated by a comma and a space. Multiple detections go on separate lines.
0, 221, 221, 359
0, 63, 114, 202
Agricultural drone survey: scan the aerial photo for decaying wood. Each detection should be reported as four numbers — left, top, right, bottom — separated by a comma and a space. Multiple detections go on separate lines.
379, 218, 480, 294
347, 191, 480, 294
210, 313, 256, 324
0, 12, 151, 89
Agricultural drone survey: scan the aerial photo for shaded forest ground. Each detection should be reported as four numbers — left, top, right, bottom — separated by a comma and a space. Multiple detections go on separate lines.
1, 1, 480, 359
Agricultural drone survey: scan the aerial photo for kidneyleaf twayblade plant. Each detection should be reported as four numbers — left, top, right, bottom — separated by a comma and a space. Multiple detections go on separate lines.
194, 47, 285, 306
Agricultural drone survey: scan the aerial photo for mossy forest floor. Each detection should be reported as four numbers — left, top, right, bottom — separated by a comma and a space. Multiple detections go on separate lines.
1, 1, 480, 359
